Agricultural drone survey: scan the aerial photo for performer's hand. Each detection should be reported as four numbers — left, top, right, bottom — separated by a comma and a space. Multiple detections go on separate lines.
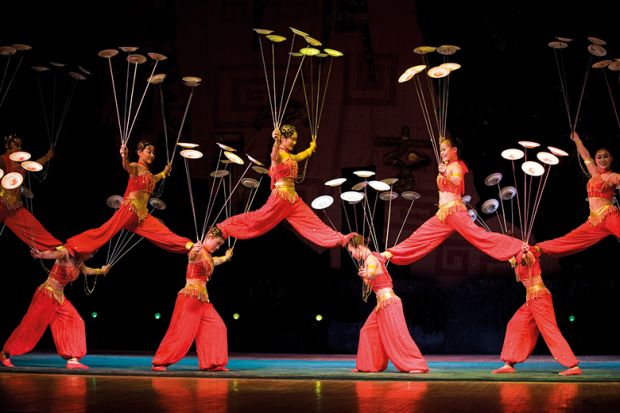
45, 148, 55, 161
381, 251, 393, 260
272, 129, 281, 140
309, 140, 317, 153
101, 265, 111, 275
438, 163, 447, 174
163, 163, 172, 177
30, 247, 41, 259
570, 131, 580, 142
224, 248, 233, 261
120, 145, 128, 159
357, 268, 369, 279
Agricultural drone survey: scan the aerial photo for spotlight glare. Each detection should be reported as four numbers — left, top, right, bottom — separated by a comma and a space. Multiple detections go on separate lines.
568, 315, 575, 323
233, 313, 240, 320
91, 312, 98, 319
315, 314, 323, 322
154, 313, 161, 320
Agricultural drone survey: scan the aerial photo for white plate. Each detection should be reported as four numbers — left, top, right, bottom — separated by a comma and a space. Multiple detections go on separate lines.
324, 177, 347, 187
9, 151, 31, 162
518, 140, 540, 149
300, 47, 320, 56
468, 209, 478, 222
216, 142, 236, 151
180, 149, 204, 159
500, 186, 517, 200
379, 192, 398, 201
1, 172, 23, 189
253, 28, 273, 35
547, 146, 569, 157
148, 73, 167, 84
241, 178, 259, 189
352, 181, 368, 191
439, 62, 461, 71
69, 71, 87, 80
106, 195, 124, 209
290, 27, 309, 37
126, 54, 147, 64
224, 151, 244, 165
427, 66, 450, 78
521, 161, 545, 177
587, 36, 607, 46
462, 194, 472, 204
436, 45, 460, 55
98, 49, 119, 58
484, 172, 502, 186
368, 180, 391, 191
311, 195, 334, 210
32, 66, 50, 72
303, 36, 322, 47
548, 41, 568, 49
501, 148, 525, 160
148, 52, 168, 61
381, 177, 399, 185
536, 151, 559, 165
149, 197, 167, 210
340, 191, 365, 204
413, 46, 436, 54
21, 160, 43, 172
247, 154, 264, 166
481, 199, 499, 214
353, 170, 375, 178
266, 35, 287, 43
324, 48, 344, 57
209, 170, 229, 178
177, 142, 199, 148
587, 44, 607, 57
119, 46, 139, 52
401, 191, 421, 201
252, 165, 269, 175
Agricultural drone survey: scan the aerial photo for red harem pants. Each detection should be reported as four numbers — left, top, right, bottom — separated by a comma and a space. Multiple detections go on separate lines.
217, 192, 343, 248
387, 210, 523, 265
499, 294, 578, 368
355, 299, 428, 373
537, 211, 620, 256
152, 294, 227, 370
3, 289, 86, 359
0, 205, 61, 250
66, 204, 191, 255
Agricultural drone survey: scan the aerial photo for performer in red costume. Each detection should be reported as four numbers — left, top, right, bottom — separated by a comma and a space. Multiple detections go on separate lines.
217, 125, 346, 248
0, 134, 61, 250
492, 248, 581, 376
152, 227, 232, 372
65, 140, 193, 255
382, 137, 524, 264
535, 131, 619, 256
0, 246, 109, 369
346, 234, 429, 374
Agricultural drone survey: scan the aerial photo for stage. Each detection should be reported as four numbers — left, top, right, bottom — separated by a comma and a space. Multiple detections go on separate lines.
1, 353, 619, 412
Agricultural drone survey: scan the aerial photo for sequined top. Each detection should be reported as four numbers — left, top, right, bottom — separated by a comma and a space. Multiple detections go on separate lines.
436, 160, 468, 195
123, 172, 155, 196
186, 250, 214, 282
49, 261, 81, 287
366, 252, 393, 292
269, 156, 298, 188
587, 174, 616, 200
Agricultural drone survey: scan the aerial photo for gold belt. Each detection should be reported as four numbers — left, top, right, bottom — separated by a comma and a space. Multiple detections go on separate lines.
436, 199, 466, 222
38, 278, 65, 304
588, 203, 616, 226
374, 289, 400, 311
273, 181, 298, 203
179, 283, 210, 303
526, 283, 550, 302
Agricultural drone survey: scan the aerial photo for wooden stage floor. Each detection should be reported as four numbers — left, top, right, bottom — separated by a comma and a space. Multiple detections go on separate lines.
1, 353, 619, 412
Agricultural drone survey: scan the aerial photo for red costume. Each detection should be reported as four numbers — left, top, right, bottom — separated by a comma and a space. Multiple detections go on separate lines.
217, 156, 344, 248
65, 170, 192, 255
152, 248, 227, 371
498, 251, 579, 369
537, 172, 620, 256
355, 253, 429, 373
3, 259, 86, 361
0, 153, 61, 250
387, 162, 523, 264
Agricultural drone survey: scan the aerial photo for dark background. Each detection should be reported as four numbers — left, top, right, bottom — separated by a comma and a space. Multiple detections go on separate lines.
0, 0, 618, 356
